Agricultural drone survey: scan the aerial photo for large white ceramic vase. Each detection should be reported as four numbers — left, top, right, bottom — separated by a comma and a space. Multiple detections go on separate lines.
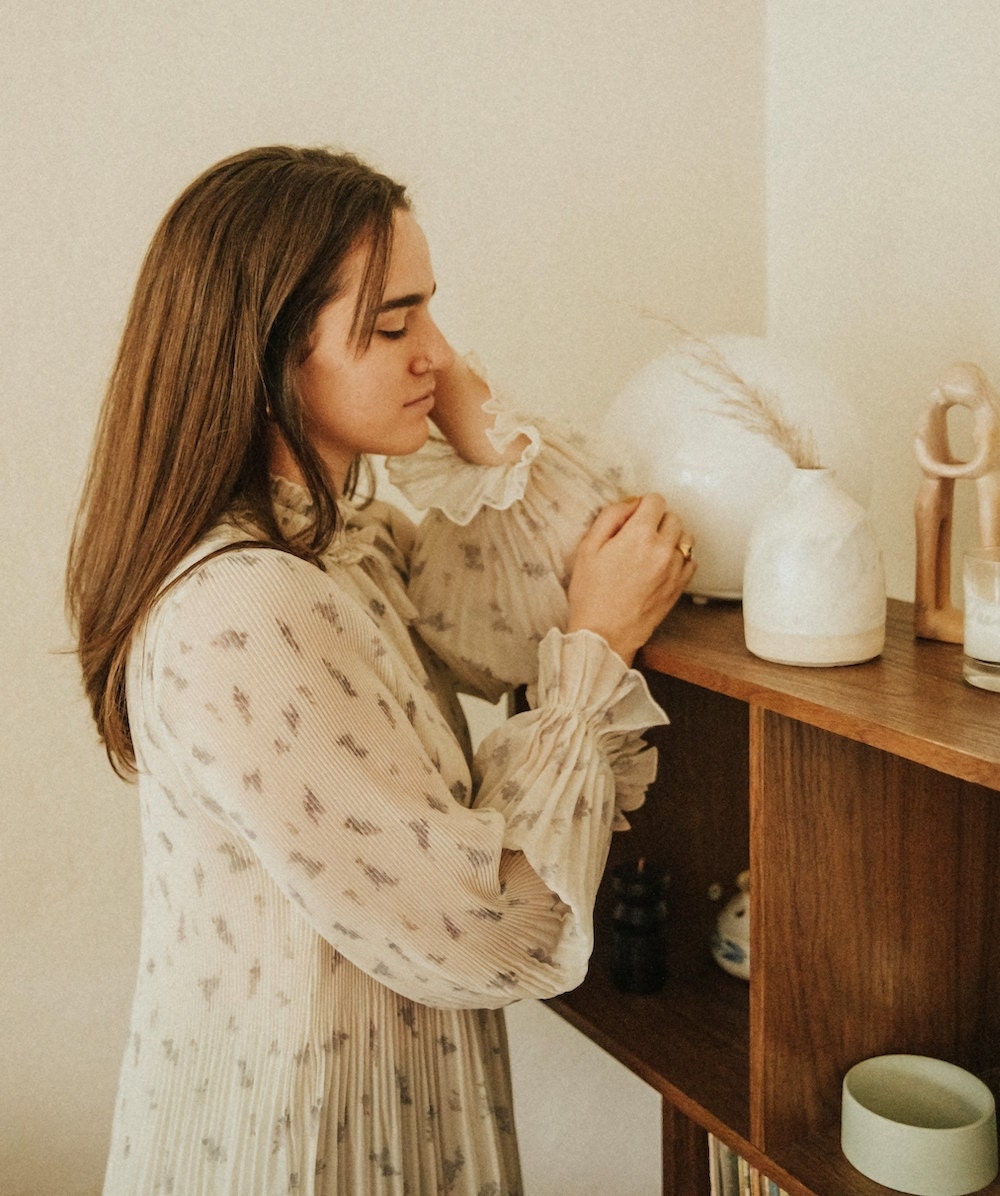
601, 336, 871, 598
742, 467, 886, 666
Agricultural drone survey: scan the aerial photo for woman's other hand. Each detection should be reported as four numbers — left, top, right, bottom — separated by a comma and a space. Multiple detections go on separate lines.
566, 494, 696, 667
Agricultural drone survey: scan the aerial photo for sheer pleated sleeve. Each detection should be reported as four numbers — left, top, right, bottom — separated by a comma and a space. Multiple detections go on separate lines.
386, 387, 628, 700
140, 547, 666, 1012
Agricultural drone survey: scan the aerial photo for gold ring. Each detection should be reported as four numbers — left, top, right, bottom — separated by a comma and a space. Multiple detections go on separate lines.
677, 537, 694, 563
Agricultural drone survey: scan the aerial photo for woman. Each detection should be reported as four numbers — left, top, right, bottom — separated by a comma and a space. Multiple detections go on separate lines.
67, 146, 695, 1195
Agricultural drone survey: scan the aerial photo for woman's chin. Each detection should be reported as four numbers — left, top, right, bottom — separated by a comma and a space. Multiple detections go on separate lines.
393, 420, 432, 457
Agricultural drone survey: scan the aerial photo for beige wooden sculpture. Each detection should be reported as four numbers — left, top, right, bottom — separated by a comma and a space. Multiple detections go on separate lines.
914, 362, 1000, 641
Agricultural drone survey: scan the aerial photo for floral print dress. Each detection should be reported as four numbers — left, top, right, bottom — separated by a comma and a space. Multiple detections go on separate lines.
103, 399, 668, 1195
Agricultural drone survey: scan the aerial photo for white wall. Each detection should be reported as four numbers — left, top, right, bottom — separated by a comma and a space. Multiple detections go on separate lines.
766, 0, 1000, 600
1, 4, 764, 1193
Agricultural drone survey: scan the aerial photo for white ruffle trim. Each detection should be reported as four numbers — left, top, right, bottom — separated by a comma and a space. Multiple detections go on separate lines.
526, 627, 668, 830
528, 628, 667, 735
474, 628, 668, 926
386, 356, 542, 527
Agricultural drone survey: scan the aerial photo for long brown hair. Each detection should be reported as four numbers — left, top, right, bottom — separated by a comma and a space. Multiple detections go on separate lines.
66, 145, 410, 777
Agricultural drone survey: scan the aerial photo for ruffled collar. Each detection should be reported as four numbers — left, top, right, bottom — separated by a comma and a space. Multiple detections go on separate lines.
268, 474, 417, 621
269, 473, 318, 521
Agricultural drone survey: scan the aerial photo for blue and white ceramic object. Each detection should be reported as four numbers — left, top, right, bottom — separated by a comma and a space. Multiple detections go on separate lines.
711, 869, 750, 980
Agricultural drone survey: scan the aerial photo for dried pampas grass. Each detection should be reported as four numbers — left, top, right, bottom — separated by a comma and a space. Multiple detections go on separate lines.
682, 337, 821, 469
636, 312, 821, 469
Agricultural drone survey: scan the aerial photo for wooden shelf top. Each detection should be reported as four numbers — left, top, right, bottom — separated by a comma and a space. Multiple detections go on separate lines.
640, 597, 1000, 791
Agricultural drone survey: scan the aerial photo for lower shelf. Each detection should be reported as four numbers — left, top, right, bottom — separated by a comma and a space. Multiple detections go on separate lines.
775, 1122, 1000, 1196
548, 968, 1000, 1196
546, 939, 751, 1143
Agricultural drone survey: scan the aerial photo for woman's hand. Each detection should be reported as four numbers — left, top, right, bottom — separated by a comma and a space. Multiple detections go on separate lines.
566, 494, 696, 667
430, 355, 530, 466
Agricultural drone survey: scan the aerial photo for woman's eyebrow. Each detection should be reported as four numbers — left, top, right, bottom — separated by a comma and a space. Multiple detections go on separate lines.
378, 282, 437, 313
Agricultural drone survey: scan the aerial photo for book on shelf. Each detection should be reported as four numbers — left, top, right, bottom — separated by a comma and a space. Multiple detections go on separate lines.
708, 1134, 788, 1196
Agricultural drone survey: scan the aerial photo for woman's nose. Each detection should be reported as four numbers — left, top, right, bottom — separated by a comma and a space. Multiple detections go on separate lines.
412, 318, 455, 374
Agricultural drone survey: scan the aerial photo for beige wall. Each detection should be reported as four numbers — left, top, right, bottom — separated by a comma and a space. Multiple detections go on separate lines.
1, 4, 764, 1193
767, 0, 1000, 600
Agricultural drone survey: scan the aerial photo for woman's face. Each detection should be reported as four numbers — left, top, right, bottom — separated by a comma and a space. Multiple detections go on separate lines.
288, 209, 455, 489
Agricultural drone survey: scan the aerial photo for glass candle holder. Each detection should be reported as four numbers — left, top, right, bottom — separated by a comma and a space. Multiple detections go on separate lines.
964, 547, 1000, 692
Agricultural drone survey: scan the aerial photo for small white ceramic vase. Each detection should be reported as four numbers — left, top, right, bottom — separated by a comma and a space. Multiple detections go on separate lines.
742, 467, 886, 667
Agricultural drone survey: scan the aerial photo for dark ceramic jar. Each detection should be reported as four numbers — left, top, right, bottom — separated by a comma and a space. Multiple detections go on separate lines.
609, 859, 669, 994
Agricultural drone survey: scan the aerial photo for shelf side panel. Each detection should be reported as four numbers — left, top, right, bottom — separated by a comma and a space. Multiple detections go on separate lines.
753, 711, 1000, 1154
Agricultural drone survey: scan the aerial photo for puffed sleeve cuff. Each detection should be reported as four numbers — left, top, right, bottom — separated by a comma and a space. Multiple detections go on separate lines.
527, 627, 667, 738
386, 388, 543, 528
474, 628, 667, 935
530, 626, 668, 827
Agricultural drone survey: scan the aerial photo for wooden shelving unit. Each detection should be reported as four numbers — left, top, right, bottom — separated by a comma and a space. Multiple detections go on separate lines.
547, 598, 1000, 1195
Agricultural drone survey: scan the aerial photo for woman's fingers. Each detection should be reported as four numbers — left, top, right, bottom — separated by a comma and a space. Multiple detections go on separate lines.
582, 495, 643, 545
580, 493, 695, 578
566, 493, 696, 664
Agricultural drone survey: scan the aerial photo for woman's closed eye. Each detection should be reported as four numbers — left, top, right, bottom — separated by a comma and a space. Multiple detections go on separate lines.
378, 324, 408, 340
